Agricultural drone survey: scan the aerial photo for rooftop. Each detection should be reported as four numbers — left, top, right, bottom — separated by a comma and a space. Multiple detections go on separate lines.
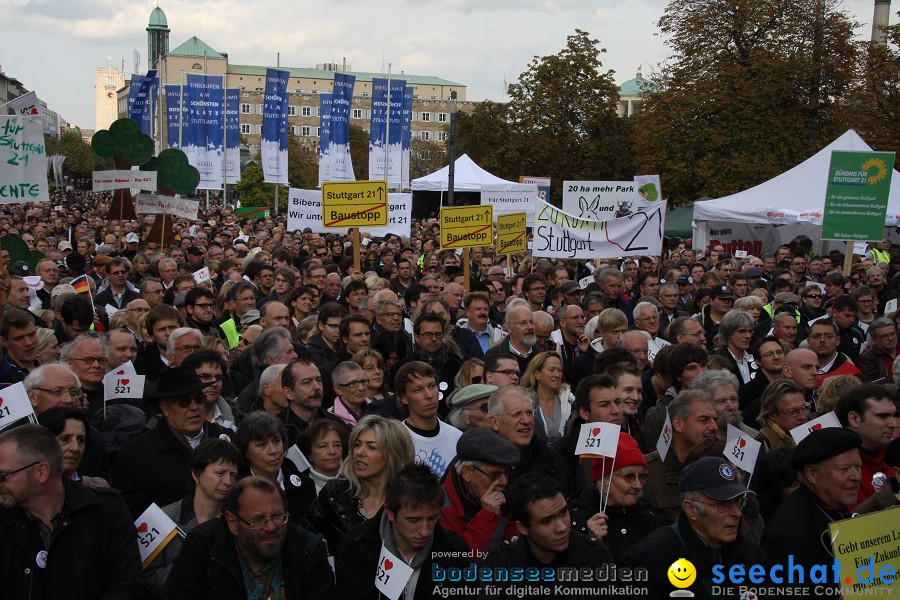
227, 64, 463, 87
619, 70, 657, 96
148, 6, 169, 29
169, 36, 224, 59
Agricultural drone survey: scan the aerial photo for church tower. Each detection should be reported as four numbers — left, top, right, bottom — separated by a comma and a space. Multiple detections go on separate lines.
147, 5, 170, 68
872, 0, 892, 44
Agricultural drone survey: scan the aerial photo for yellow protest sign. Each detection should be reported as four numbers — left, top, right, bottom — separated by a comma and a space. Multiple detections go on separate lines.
496, 212, 527, 255
829, 506, 900, 597
440, 205, 493, 249
321, 180, 388, 228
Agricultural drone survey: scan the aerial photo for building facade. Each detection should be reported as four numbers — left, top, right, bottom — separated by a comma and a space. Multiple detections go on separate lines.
96, 65, 126, 131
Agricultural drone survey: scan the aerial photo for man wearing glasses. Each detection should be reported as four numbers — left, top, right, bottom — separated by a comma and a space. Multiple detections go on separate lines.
183, 287, 222, 341
807, 320, 862, 387
0, 425, 144, 599
95, 257, 140, 310
166, 476, 335, 599
61, 333, 110, 415
114, 365, 233, 517
857, 317, 899, 382
623, 457, 765, 598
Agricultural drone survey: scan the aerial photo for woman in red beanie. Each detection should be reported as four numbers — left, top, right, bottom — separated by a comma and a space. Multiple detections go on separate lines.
568, 432, 664, 560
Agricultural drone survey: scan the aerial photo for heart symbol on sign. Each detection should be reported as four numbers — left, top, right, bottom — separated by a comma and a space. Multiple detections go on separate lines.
137, 522, 148, 533
0, 397, 4, 408
117, 370, 125, 375
664, 425, 669, 435
812, 424, 823, 430
121, 379, 130, 386
591, 427, 601, 436
739, 438, 746, 448
384, 559, 393, 570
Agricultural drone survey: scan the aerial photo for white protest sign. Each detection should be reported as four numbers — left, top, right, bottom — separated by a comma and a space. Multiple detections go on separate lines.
633, 174, 662, 204
104, 304, 118, 317
885, 299, 898, 315
0, 382, 36, 431
374, 544, 414, 600
562, 180, 652, 219
532, 197, 665, 259
579, 275, 593, 289
656, 410, 673, 461
724, 424, 762, 475
853, 242, 869, 256
0, 115, 49, 203
286, 188, 328, 233
363, 193, 413, 237
104, 365, 146, 402
790, 411, 842, 445
135, 503, 180, 569
92, 170, 157, 192
575, 422, 621, 457
481, 183, 537, 225
734, 250, 748, 259
134, 193, 200, 220
193, 267, 211, 284
286, 444, 311, 473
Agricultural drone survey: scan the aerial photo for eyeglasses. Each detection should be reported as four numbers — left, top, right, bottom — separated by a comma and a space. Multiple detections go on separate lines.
231, 512, 290, 530
779, 406, 806, 417
472, 465, 514, 481
693, 495, 748, 513
417, 332, 442, 340
491, 369, 520, 378
614, 471, 649, 484
805, 294, 822, 299
174, 395, 206, 408
503, 409, 535, 419
33, 387, 84, 398
337, 378, 370, 389
759, 350, 785, 359
176, 344, 204, 353
191, 303, 214, 309
0, 461, 41, 483
197, 374, 224, 382
108, 270, 127, 276
808, 333, 836, 341
381, 312, 402, 319
70, 356, 108, 366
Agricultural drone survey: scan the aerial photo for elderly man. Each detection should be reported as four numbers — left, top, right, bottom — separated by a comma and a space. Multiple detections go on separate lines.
757, 379, 809, 449
633, 301, 671, 363
763, 428, 863, 594
836, 384, 897, 504
488, 385, 570, 496
856, 317, 898, 382
597, 268, 631, 322
769, 310, 799, 348
166, 476, 336, 599
0, 425, 144, 599
235, 326, 299, 412
619, 330, 651, 371
255, 363, 288, 416
61, 333, 110, 415
139, 277, 166, 308
667, 316, 707, 347
551, 303, 589, 383
691, 370, 759, 442
485, 303, 537, 374
183, 349, 237, 432
157, 257, 178, 289
113, 365, 232, 516
166, 327, 205, 367
441, 427, 522, 552
659, 282, 689, 338
623, 457, 766, 598
643, 390, 719, 523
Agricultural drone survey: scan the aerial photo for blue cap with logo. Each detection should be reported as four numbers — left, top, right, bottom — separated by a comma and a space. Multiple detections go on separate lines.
679, 457, 753, 500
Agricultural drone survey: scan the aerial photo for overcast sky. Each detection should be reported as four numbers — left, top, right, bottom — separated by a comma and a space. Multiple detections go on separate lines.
0, 0, 885, 130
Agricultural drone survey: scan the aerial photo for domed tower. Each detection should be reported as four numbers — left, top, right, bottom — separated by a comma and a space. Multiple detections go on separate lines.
147, 5, 170, 68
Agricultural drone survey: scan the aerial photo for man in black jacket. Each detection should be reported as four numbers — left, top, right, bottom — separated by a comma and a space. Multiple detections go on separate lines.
114, 365, 233, 516
336, 463, 469, 600
0, 424, 144, 599
166, 475, 336, 600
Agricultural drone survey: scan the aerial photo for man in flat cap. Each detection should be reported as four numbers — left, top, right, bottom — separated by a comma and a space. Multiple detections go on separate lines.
622, 456, 766, 599
762, 427, 862, 592
440, 426, 521, 552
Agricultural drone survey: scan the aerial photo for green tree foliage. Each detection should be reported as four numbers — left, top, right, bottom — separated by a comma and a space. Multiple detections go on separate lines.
410, 139, 446, 180
349, 124, 369, 181
455, 101, 518, 180
632, 0, 860, 203
45, 130, 105, 179
287, 131, 319, 189
234, 164, 276, 208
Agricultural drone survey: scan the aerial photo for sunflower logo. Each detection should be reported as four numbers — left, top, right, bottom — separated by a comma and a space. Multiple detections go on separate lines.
861, 158, 888, 185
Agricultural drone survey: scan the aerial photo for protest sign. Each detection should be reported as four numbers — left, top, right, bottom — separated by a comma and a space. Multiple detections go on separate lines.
562, 180, 651, 219
103, 365, 145, 403
440, 205, 493, 250
193, 267, 211, 284
532, 197, 665, 259
790, 411, 842, 445
374, 544, 414, 600
633, 174, 662, 203
575, 422, 621, 457
286, 445, 311, 473
92, 170, 157, 192
364, 193, 412, 238
0, 382, 36, 432
496, 212, 527, 255
0, 115, 49, 203
724, 424, 762, 475
135, 503, 181, 569
822, 151, 895, 241
656, 411, 673, 461
828, 507, 900, 598
481, 183, 537, 224
134, 194, 200, 220
322, 180, 388, 228
287, 188, 328, 233
519, 176, 551, 203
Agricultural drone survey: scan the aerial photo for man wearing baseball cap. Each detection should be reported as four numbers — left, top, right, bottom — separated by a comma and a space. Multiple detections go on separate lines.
622, 456, 766, 598
762, 427, 862, 592
697, 285, 734, 346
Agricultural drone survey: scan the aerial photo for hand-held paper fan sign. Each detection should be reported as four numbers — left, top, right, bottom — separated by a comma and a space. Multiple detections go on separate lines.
141, 148, 200, 246
91, 118, 154, 222
1, 235, 45, 274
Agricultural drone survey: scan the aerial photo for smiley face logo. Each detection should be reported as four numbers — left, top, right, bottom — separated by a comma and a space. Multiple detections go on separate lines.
668, 558, 697, 588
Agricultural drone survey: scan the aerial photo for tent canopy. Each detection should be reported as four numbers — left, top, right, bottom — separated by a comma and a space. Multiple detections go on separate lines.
693, 130, 900, 224
411, 154, 514, 192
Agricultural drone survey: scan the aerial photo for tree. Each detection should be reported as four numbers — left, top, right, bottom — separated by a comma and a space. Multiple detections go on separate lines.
349, 124, 369, 181
506, 29, 633, 203
287, 131, 319, 189
409, 139, 446, 180
233, 164, 276, 208
46, 130, 109, 179
455, 101, 520, 181
632, 0, 860, 203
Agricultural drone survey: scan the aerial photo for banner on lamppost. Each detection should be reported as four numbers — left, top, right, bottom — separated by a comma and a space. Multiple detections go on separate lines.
182, 74, 224, 189
165, 85, 181, 149
369, 78, 406, 186
261, 68, 289, 184
318, 93, 333, 187
329, 72, 356, 181
225, 88, 241, 184
401, 86, 413, 189
128, 70, 158, 137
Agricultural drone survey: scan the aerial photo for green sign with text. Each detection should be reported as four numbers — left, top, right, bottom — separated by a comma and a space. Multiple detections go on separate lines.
822, 150, 895, 241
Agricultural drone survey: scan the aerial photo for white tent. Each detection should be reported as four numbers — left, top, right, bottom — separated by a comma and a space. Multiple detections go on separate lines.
411, 154, 514, 191
693, 130, 900, 250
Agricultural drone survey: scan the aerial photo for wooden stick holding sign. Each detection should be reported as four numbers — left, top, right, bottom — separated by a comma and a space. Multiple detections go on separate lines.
463, 248, 470, 293
353, 228, 361, 275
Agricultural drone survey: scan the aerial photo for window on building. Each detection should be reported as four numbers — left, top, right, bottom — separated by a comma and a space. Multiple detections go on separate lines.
105, 76, 116, 88
421, 131, 431, 141
421, 112, 431, 122
437, 113, 449, 123
241, 124, 251, 134
437, 131, 447, 141
302, 106, 312, 116
288, 106, 296, 116
352, 109, 363, 119
241, 104, 251, 114
301, 126, 311, 136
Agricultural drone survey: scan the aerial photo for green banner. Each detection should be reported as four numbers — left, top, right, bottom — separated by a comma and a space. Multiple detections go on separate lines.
822, 150, 895, 241
236, 207, 271, 219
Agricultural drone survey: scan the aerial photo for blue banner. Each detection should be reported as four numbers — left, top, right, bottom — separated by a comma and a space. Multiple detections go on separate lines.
182, 73, 224, 189
261, 68, 289, 184
329, 72, 356, 181
368, 78, 406, 184
165, 84, 181, 148
318, 93, 332, 187
401, 85, 413, 188
128, 70, 158, 136
225, 88, 240, 184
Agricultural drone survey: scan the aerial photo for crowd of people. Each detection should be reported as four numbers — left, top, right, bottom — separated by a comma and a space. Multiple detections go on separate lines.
0, 190, 898, 599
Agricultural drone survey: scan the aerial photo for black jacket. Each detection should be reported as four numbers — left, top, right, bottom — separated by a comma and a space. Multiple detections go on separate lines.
95, 286, 140, 311
307, 332, 338, 366
335, 513, 470, 600
711, 346, 759, 386
621, 511, 768, 600
510, 436, 572, 499
304, 477, 366, 554
165, 515, 336, 600
113, 419, 233, 517
134, 345, 168, 382
0, 479, 144, 600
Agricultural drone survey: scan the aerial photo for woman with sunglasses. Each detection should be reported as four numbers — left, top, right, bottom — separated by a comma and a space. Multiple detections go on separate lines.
799, 284, 825, 321
569, 433, 662, 561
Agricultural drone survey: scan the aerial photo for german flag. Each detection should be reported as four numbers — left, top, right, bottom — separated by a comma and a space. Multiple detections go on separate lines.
72, 275, 91, 295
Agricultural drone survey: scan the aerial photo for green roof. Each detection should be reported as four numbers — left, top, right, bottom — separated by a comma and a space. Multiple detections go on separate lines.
619, 72, 657, 96
148, 6, 168, 28
227, 64, 462, 87
169, 36, 224, 59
